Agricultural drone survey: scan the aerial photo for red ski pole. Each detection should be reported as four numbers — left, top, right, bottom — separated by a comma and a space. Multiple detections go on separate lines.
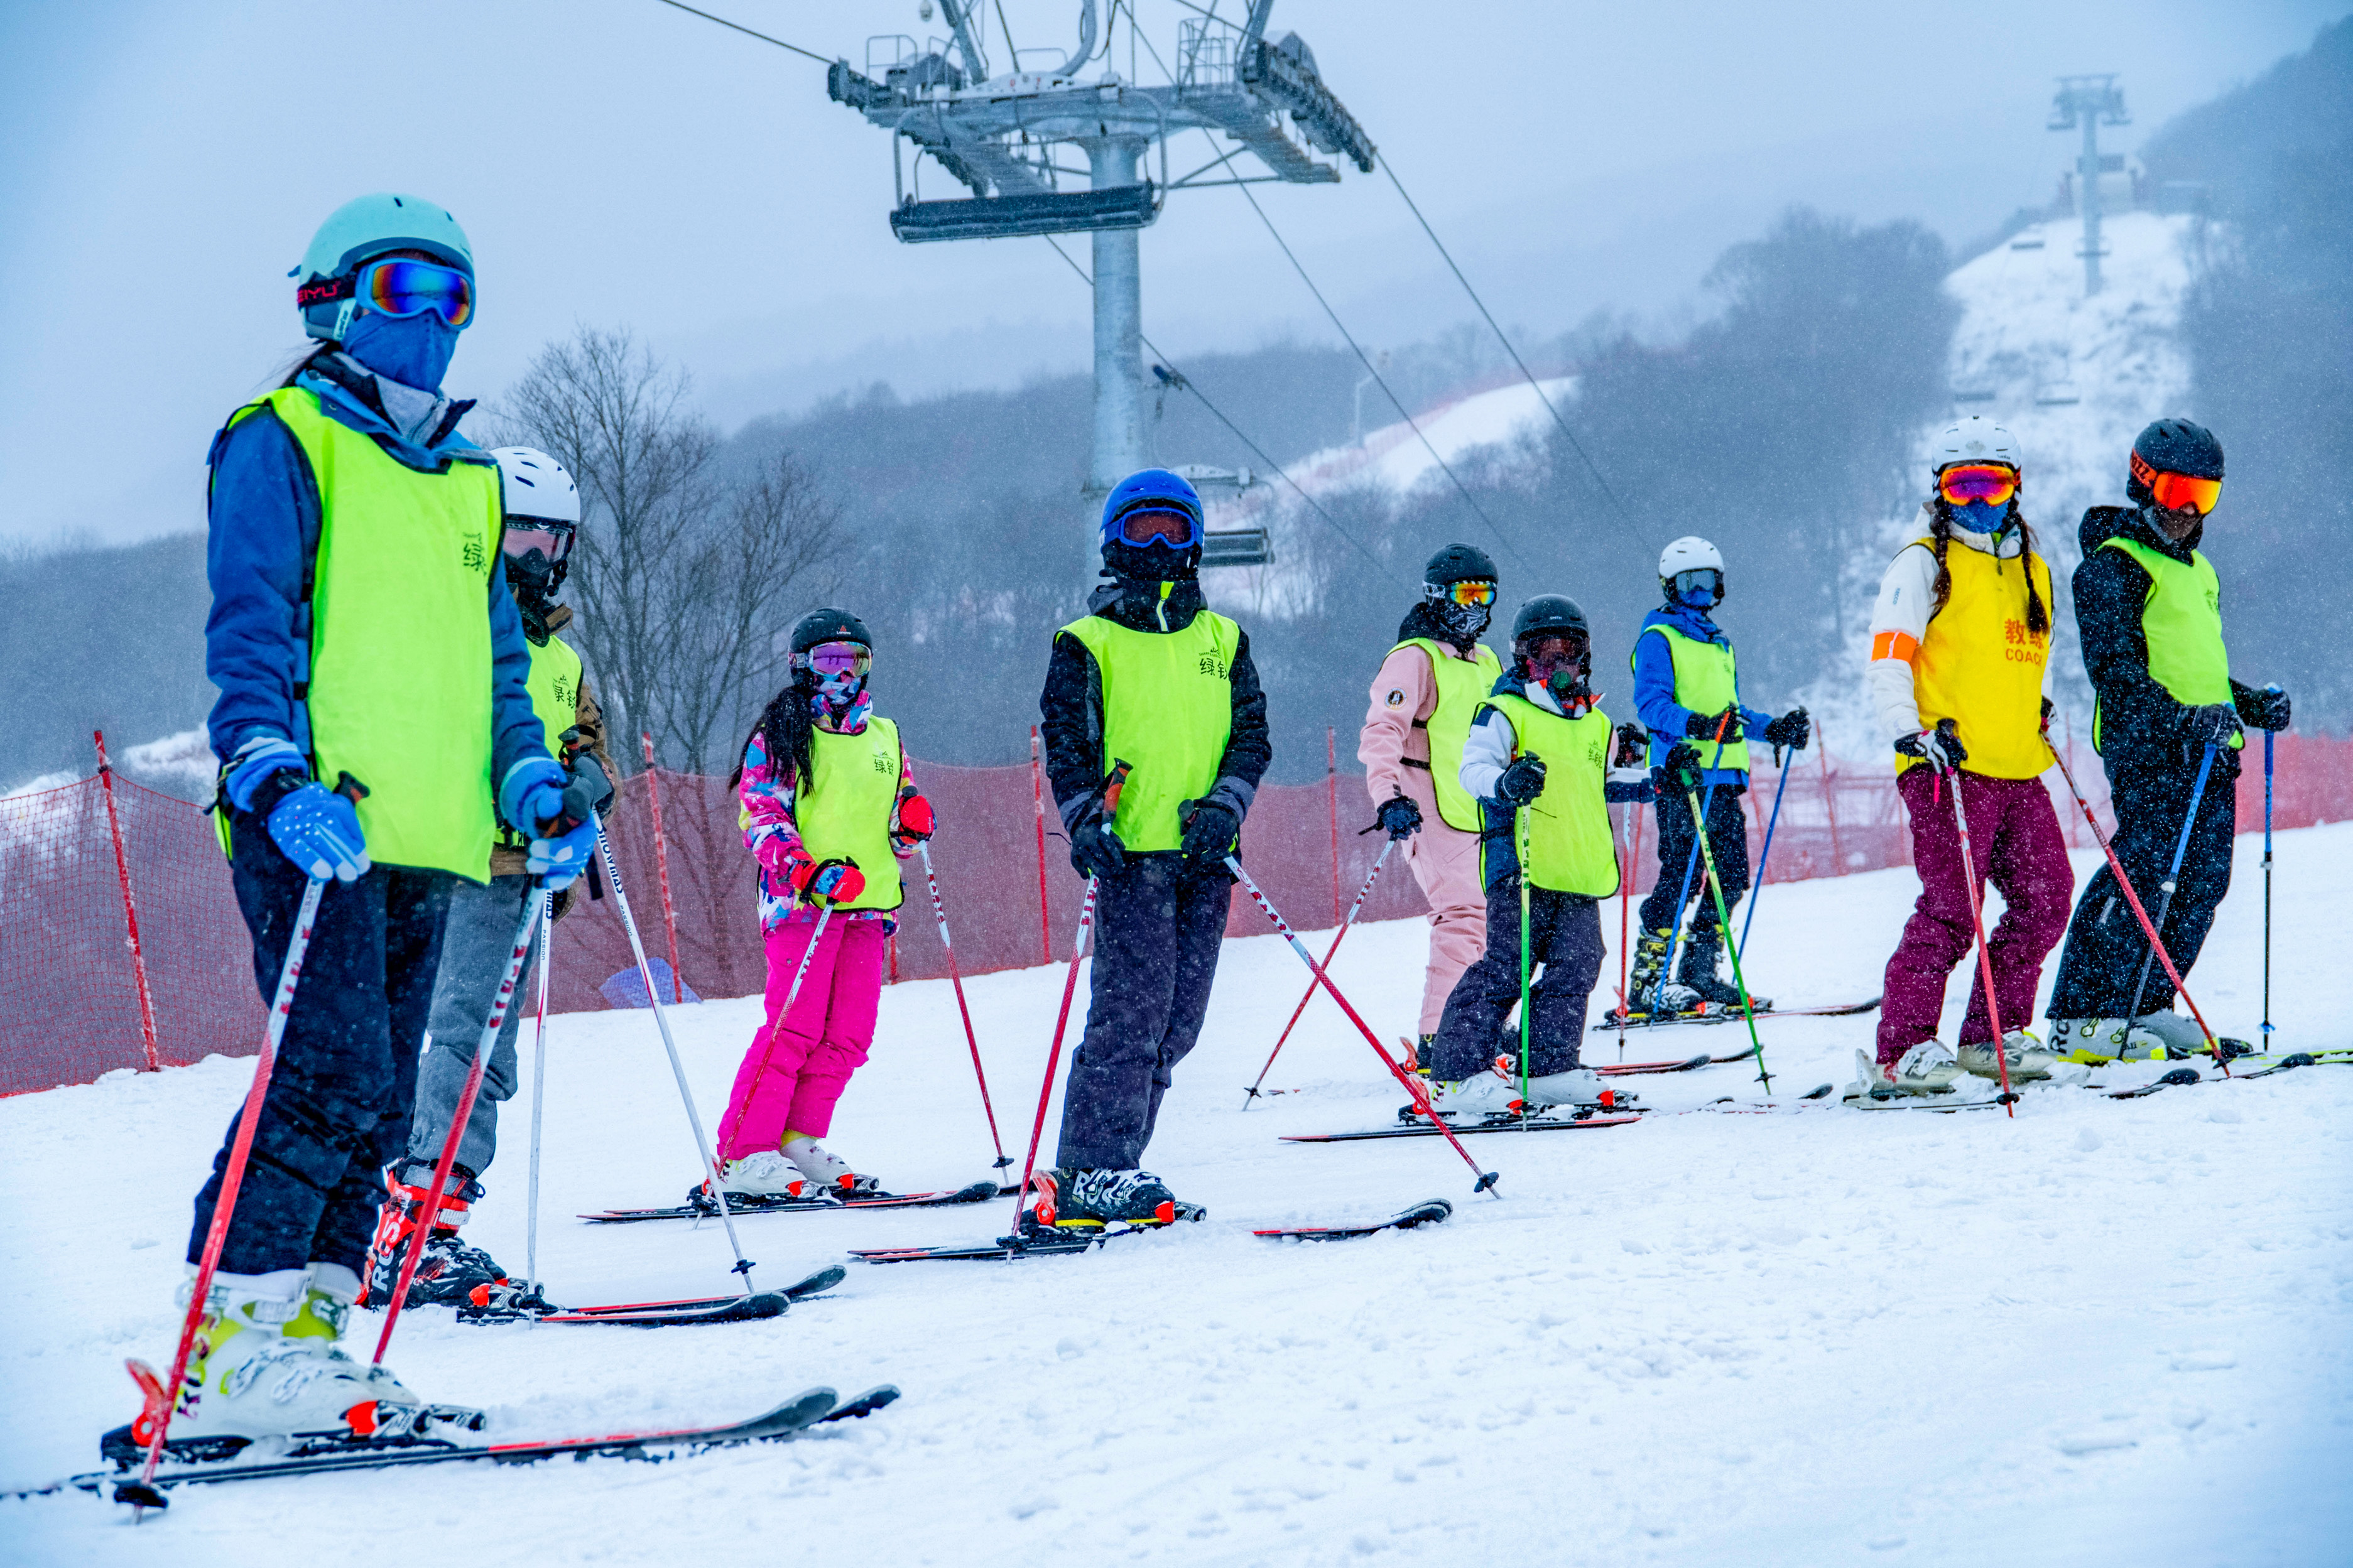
1224, 854, 1500, 1196
1933, 734, 2014, 1117
1008, 761, 1129, 1240
917, 836, 1009, 1170
373, 887, 545, 1362
1242, 838, 1395, 1106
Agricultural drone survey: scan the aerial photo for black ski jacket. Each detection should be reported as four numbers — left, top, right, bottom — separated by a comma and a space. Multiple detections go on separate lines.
1039, 576, 1273, 843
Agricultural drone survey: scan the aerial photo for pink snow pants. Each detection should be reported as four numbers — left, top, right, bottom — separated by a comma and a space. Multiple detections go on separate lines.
1877, 769, 2072, 1061
1406, 808, 1487, 1038
716, 917, 886, 1159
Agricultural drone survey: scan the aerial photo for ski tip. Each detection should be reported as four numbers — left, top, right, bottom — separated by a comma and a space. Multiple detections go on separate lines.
1801, 1083, 1835, 1100
822, 1384, 902, 1422
1400, 1198, 1454, 1226
113, 1479, 170, 1513
788, 1265, 849, 1299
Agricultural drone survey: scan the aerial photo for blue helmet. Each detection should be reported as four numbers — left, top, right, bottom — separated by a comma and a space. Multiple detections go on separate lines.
1099, 468, 1205, 553
293, 193, 475, 341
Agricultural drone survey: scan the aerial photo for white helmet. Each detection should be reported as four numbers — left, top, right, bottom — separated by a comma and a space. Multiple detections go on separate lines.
491, 446, 580, 525
1932, 416, 2021, 475
1658, 536, 1723, 578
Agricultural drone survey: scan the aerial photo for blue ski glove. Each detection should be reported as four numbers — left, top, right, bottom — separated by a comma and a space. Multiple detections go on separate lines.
267, 782, 370, 882
223, 735, 308, 813
499, 755, 568, 837
526, 815, 598, 890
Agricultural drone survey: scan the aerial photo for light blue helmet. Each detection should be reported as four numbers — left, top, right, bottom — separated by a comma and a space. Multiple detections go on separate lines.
292, 193, 474, 341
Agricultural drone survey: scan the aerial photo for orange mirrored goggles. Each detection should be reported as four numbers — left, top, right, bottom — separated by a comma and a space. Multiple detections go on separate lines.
1936, 464, 2018, 507
1428, 579, 1497, 607
2151, 469, 2222, 514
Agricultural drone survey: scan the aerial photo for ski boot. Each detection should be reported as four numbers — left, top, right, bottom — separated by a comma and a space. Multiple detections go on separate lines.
782, 1135, 881, 1197
2049, 1014, 2198, 1064
1675, 932, 1769, 1012
111, 1265, 435, 1464
1628, 926, 1700, 1016
1029, 1166, 1178, 1230
1845, 1042, 1962, 1101
1410, 1034, 1435, 1079
362, 1166, 514, 1311
1957, 1029, 2055, 1083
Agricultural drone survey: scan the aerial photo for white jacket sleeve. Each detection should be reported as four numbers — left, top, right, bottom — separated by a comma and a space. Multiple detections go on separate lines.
1867, 543, 1938, 749
1458, 707, 1516, 801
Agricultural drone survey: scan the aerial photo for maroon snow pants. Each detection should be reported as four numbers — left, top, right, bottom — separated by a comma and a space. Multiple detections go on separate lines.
1876, 768, 2072, 1062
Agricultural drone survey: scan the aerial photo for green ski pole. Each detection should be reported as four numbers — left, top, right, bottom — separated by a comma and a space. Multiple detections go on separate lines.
1677, 765, 1773, 1093
1518, 806, 1533, 1111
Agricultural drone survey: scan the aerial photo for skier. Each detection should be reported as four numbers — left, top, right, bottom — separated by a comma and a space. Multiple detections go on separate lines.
165, 193, 588, 1448
1626, 538, 1811, 1014
1035, 469, 1271, 1227
710, 608, 932, 1198
363, 448, 616, 1307
1421, 597, 1633, 1115
1357, 543, 1503, 1064
2045, 419, 2291, 1059
1856, 419, 2071, 1098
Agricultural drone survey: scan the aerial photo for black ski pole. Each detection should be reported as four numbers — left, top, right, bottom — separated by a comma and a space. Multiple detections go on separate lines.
2126, 742, 2220, 1024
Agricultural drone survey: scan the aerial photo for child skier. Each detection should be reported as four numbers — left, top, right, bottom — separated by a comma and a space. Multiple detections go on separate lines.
1358, 543, 1503, 1059
1422, 597, 1629, 1116
1857, 419, 2071, 1098
1627, 537, 1810, 1014
711, 608, 931, 1199
364, 448, 616, 1307
1035, 469, 1271, 1226
156, 193, 587, 1452
2045, 419, 2291, 1059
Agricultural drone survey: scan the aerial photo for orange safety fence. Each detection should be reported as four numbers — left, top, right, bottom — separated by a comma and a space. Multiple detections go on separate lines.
7, 731, 2351, 1096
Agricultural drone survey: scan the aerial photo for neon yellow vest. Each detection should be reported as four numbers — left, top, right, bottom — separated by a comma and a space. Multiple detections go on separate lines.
1634, 625, 1750, 772
1480, 694, 1620, 895
1060, 606, 1239, 853
1898, 536, 2053, 780
495, 635, 585, 850
796, 716, 905, 913
221, 386, 504, 880
1393, 638, 1503, 832
2094, 538, 2241, 752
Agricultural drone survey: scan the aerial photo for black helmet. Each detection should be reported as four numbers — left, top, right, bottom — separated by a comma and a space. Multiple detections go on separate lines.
1512, 595, 1587, 644
789, 607, 872, 656
2127, 419, 2224, 507
1423, 543, 1498, 590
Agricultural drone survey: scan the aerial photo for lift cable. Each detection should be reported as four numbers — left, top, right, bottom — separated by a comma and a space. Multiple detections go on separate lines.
648, 0, 834, 63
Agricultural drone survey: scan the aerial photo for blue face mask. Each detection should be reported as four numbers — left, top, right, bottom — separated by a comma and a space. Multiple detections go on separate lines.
1952, 499, 2008, 535
342, 307, 460, 393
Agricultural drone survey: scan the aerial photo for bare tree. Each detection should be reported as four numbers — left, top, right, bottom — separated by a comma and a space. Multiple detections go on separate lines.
498, 327, 840, 774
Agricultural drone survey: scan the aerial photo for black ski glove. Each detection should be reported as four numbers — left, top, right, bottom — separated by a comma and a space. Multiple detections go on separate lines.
1685, 706, 1742, 743
2039, 695, 2055, 737
1894, 724, 1966, 772
1612, 722, 1648, 769
2182, 702, 2242, 755
1371, 793, 1422, 840
1496, 754, 1547, 807
1070, 817, 1126, 879
2236, 684, 2291, 733
1661, 742, 1703, 787
1762, 707, 1810, 754
1177, 798, 1240, 865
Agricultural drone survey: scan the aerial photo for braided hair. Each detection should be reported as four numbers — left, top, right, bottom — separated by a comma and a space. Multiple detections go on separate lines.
1927, 499, 2049, 638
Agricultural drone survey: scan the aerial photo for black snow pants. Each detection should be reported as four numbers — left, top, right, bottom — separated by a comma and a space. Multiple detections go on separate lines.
1638, 776, 1748, 938
1055, 853, 1229, 1171
189, 821, 454, 1277
2048, 743, 2237, 1020
1428, 881, 1603, 1082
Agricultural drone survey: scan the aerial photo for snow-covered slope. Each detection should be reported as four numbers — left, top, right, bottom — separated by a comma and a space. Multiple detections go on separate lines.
6, 825, 2349, 1564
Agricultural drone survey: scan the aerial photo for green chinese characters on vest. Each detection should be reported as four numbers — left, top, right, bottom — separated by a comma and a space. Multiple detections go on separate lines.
1394, 637, 1502, 832
1060, 610, 1239, 853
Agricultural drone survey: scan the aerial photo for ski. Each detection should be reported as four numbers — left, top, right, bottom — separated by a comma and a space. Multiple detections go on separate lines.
850, 1205, 1208, 1263
1253, 1199, 1452, 1241
1283, 1112, 1642, 1144
1594, 996, 1881, 1032
54, 1384, 895, 1506
2099, 1052, 2337, 1097
1596, 1045, 1764, 1076
581, 1179, 1009, 1224
455, 1264, 846, 1326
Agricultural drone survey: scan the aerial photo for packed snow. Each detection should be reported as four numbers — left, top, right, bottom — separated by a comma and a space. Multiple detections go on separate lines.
6, 824, 2350, 1564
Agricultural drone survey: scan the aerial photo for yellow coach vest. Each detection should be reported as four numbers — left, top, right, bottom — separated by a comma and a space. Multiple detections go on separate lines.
1393, 637, 1503, 832
1898, 536, 2053, 780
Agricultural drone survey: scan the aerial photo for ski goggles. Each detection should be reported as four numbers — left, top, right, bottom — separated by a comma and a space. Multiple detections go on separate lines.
501, 519, 575, 563
1670, 568, 1722, 600
796, 640, 872, 679
1937, 464, 2018, 507
1109, 499, 1202, 549
1427, 579, 1497, 608
296, 257, 475, 330
2131, 451, 2222, 514
1519, 630, 1587, 668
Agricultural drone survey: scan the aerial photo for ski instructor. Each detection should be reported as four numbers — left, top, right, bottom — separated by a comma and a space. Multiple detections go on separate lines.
1035, 469, 1271, 1230
158, 194, 590, 1452
1357, 544, 1503, 1064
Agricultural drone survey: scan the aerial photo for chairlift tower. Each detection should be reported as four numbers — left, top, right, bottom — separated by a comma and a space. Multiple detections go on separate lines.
2050, 74, 2129, 298
827, 1, 1375, 566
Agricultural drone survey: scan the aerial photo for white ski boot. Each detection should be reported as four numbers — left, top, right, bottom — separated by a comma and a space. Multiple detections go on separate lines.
782, 1135, 879, 1196
1423, 1069, 1523, 1118
2050, 1013, 2200, 1063
715, 1150, 812, 1199
155, 1265, 425, 1450
1521, 1067, 1608, 1108
1845, 1042, 1962, 1100
1957, 1030, 2056, 1083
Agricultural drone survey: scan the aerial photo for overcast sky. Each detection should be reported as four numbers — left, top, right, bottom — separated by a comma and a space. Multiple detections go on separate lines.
3, 0, 2342, 548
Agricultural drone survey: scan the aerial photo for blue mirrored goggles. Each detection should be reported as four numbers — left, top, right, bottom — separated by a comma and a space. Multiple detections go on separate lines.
1671, 568, 1722, 600
295, 257, 475, 330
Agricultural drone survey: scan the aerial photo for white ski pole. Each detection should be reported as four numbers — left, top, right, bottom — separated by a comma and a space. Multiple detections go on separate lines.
524, 887, 552, 1303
